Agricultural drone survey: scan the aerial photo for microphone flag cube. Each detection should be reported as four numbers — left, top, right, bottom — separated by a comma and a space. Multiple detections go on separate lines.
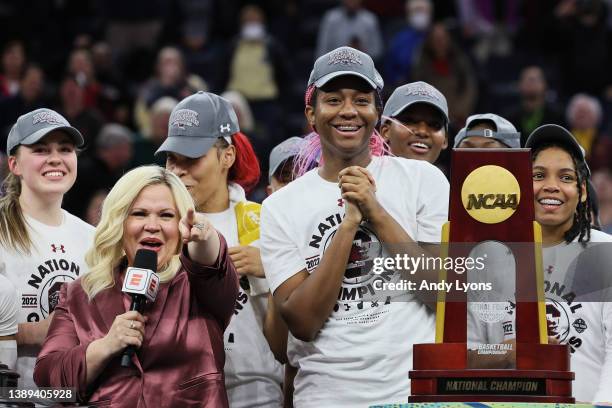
122, 267, 160, 302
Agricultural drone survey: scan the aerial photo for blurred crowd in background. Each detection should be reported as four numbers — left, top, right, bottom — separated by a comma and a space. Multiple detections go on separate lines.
0, 0, 610, 230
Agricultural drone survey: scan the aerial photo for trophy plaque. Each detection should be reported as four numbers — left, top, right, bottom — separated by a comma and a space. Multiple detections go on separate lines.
409, 149, 574, 403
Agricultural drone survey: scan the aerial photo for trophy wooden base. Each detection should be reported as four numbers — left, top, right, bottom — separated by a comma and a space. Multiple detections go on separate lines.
409, 343, 575, 403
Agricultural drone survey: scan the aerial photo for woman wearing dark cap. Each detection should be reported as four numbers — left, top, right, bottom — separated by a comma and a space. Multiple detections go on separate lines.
260, 46, 449, 407
470, 124, 612, 403
525, 125, 612, 402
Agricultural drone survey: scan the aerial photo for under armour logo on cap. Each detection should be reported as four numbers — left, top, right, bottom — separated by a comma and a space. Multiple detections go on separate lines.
219, 123, 231, 133
328, 48, 363, 65
32, 111, 66, 126
170, 109, 200, 130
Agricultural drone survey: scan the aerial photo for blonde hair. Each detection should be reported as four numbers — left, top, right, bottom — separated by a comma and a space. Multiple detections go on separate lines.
0, 171, 31, 254
81, 166, 194, 300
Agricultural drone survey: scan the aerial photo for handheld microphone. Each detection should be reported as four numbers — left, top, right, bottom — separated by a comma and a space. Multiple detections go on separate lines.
120, 249, 158, 367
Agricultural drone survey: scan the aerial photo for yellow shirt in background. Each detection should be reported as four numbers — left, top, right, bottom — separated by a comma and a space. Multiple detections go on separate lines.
228, 41, 278, 101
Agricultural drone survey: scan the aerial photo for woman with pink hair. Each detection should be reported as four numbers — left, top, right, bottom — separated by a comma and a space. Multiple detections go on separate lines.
260, 46, 449, 407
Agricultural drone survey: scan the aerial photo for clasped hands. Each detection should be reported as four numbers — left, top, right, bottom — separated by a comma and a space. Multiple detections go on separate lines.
337, 166, 381, 227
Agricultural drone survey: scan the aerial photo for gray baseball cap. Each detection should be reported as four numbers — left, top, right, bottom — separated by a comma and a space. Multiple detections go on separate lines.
6, 108, 84, 155
308, 46, 384, 90
453, 113, 521, 148
269, 136, 305, 181
525, 124, 590, 176
155, 91, 239, 158
382, 81, 448, 124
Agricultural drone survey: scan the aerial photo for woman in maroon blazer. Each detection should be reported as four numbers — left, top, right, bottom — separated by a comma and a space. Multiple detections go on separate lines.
34, 166, 239, 407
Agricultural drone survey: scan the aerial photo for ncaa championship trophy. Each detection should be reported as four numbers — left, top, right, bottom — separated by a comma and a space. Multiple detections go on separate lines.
409, 149, 575, 403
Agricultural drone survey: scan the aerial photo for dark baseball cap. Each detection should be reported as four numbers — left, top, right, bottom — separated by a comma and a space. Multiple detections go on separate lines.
308, 46, 384, 90
156, 91, 239, 158
525, 124, 590, 176
382, 81, 448, 124
268, 136, 305, 181
454, 113, 520, 148
6, 108, 84, 155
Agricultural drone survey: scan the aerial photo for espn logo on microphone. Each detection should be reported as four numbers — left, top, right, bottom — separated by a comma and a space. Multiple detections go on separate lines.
122, 267, 160, 302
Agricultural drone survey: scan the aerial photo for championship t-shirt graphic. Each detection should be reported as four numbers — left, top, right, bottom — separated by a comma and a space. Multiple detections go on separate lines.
20, 249, 84, 322
306, 208, 395, 324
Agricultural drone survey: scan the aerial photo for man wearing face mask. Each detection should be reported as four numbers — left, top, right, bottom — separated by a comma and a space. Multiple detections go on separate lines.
386, 0, 433, 89
219, 5, 291, 181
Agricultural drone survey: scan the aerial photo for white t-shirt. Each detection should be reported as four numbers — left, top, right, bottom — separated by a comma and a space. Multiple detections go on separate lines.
0, 210, 94, 389
260, 156, 449, 407
468, 229, 612, 403
205, 183, 283, 408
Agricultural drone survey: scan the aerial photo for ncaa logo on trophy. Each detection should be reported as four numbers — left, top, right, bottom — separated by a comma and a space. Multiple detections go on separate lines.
461, 165, 520, 224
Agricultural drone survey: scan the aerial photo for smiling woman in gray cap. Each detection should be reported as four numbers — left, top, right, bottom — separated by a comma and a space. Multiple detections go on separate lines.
380, 81, 449, 164
0, 108, 94, 390
259, 46, 449, 407
157, 91, 284, 408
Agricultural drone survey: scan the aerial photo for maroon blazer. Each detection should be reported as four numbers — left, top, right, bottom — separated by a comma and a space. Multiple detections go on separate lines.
34, 238, 239, 408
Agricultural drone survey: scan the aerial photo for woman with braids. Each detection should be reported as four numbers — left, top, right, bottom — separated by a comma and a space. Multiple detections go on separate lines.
158, 91, 283, 408
469, 124, 612, 403
0, 109, 94, 389
259, 46, 449, 407
525, 124, 612, 403
527, 125, 595, 244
